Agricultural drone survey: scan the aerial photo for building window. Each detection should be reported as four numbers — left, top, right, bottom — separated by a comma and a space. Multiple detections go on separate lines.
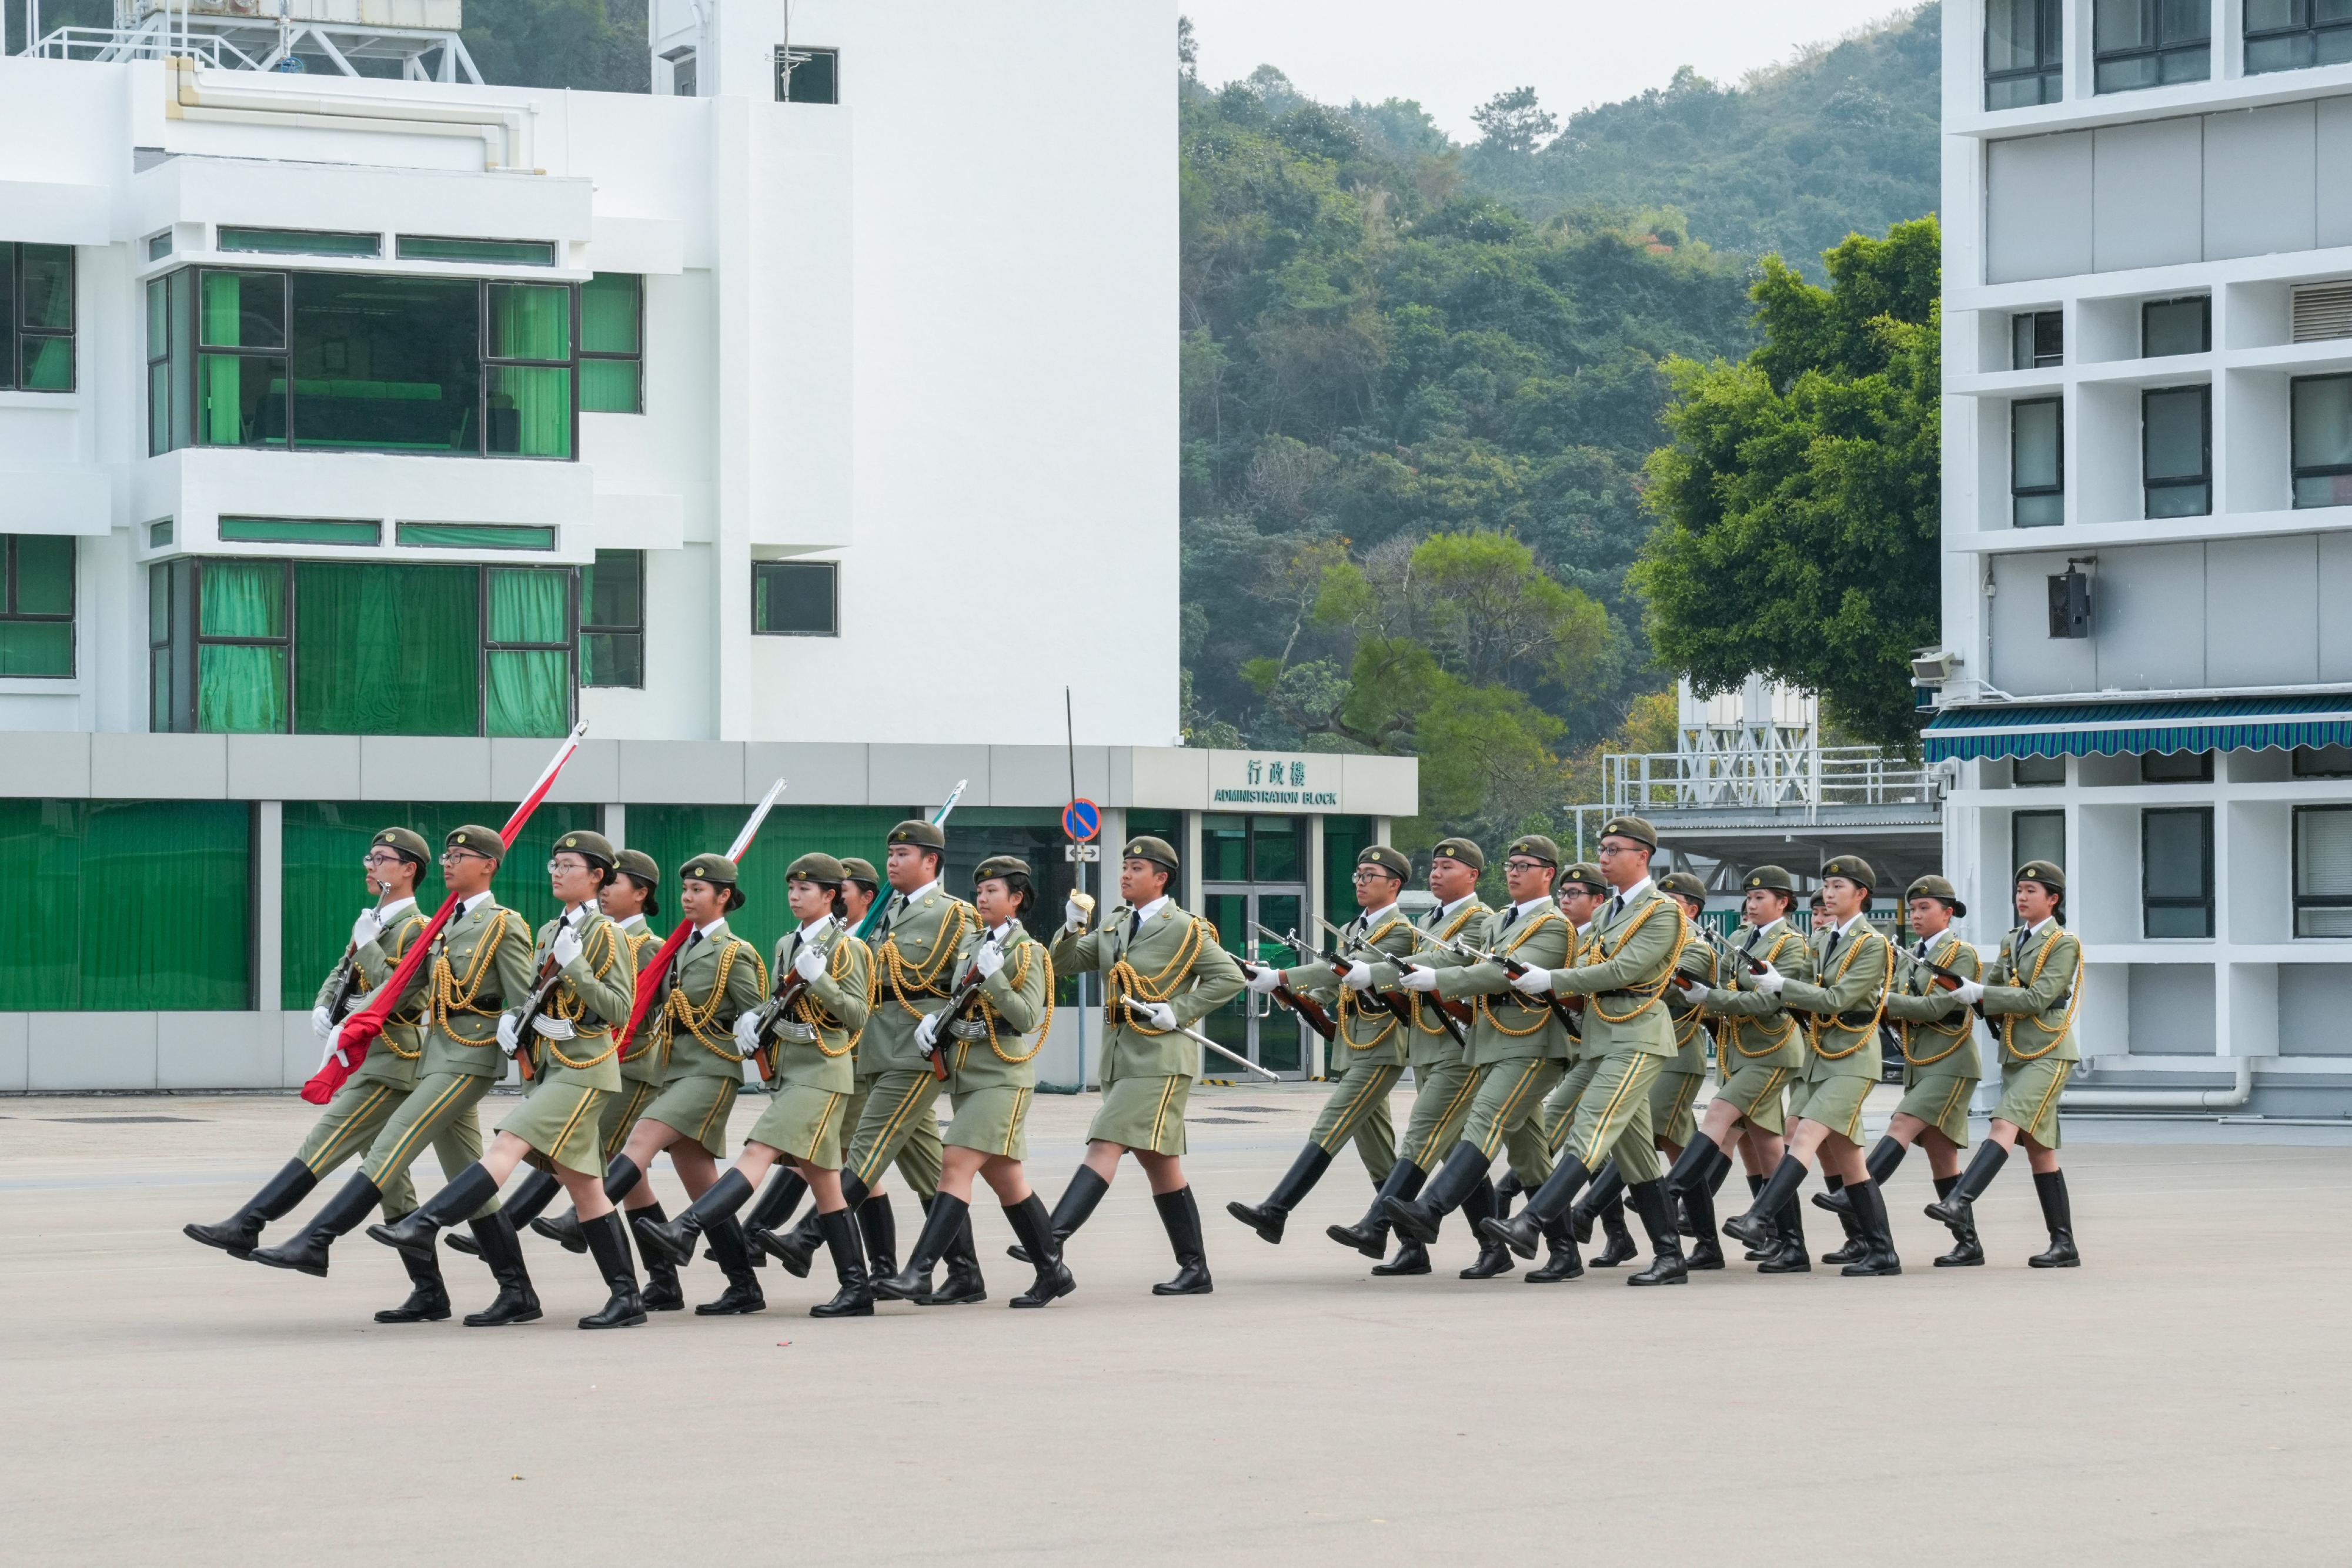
2013, 310, 2063, 369
581, 549, 644, 687
2013, 397, 2064, 526
2291, 373, 2352, 508
2094, 0, 2211, 91
2143, 385, 2211, 517
2142, 750, 2214, 783
2246, 0, 2352, 73
146, 268, 583, 461
580, 273, 643, 414
2293, 744, 2352, 777
396, 236, 557, 266
0, 534, 74, 677
2014, 808, 2067, 875
2143, 807, 2214, 937
1987, 0, 2064, 108
752, 560, 838, 636
2, 242, 75, 392
218, 227, 380, 259
149, 558, 577, 736
2014, 754, 2067, 785
2296, 805, 2352, 936
664, 46, 696, 96
2142, 296, 2210, 356
778, 46, 839, 103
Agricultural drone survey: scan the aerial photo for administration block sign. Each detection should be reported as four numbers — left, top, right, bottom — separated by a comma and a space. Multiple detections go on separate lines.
1206, 750, 1341, 810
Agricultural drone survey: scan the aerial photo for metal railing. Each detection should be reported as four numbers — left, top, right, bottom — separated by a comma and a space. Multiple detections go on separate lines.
28, 24, 238, 64
1605, 747, 1940, 815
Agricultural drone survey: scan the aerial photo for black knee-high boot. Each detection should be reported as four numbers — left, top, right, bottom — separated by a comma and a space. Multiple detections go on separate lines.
1840, 1179, 1900, 1276
1151, 1187, 1212, 1296
579, 1210, 647, 1329
694, 1217, 766, 1315
1925, 1139, 2008, 1231
1819, 1175, 1868, 1266
1932, 1174, 1983, 1266
1683, 1164, 1725, 1270
633, 1202, 685, 1310
1006, 1165, 1111, 1263
1480, 1157, 1593, 1261
926, 1202, 987, 1306
1006, 1193, 1075, 1308
2028, 1169, 2080, 1268
1625, 1181, 1688, 1286
1662, 1136, 1721, 1197
462, 1210, 541, 1326
368, 1162, 502, 1259
1817, 1136, 1907, 1218
459, 1166, 564, 1259
249, 1172, 383, 1278
876, 1193, 968, 1302
375, 1243, 452, 1322
1386, 1141, 1492, 1246
1226, 1144, 1335, 1245
1569, 1158, 1625, 1244
634, 1169, 753, 1266
860, 1192, 901, 1280
810, 1206, 874, 1317
767, 1172, 857, 1277
1329, 1158, 1421, 1258
186, 1158, 317, 1258
1723, 1155, 1807, 1251
741, 1166, 809, 1266
1457, 1175, 1514, 1278
1762, 1186, 1812, 1273
532, 1155, 642, 1254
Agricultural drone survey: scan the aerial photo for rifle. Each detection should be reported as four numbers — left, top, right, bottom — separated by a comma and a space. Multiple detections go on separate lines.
747, 917, 849, 1082
1919, 957, 1991, 1020
1225, 922, 1336, 1042
1304, 915, 1469, 1047
918, 928, 1013, 1082
615, 777, 789, 1055
1416, 925, 1583, 1034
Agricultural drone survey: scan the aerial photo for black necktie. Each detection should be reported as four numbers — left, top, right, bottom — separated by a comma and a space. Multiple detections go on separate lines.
1498, 907, 1518, 932
1127, 910, 1142, 943
1609, 894, 1623, 922
1823, 928, 1840, 965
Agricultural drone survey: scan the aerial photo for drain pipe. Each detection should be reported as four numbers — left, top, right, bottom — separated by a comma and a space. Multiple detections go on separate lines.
163, 55, 538, 171
2062, 1057, 2254, 1111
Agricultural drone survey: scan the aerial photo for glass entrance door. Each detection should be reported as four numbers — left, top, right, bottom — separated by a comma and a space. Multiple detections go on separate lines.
1201, 882, 1309, 1079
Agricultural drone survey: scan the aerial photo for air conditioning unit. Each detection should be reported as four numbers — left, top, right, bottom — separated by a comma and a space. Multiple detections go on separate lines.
2047, 566, 2093, 639
1910, 648, 1962, 686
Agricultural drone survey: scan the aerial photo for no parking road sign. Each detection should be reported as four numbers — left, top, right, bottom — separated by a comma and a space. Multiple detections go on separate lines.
1061, 798, 1100, 842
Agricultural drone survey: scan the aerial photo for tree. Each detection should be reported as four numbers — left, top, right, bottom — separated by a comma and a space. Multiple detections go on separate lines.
1631, 217, 1941, 752
1471, 87, 1558, 156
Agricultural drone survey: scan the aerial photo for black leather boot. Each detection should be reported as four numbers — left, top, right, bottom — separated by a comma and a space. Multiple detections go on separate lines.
375, 1242, 453, 1322
1759, 1187, 1812, 1273
578, 1210, 647, 1329
1007, 1165, 1110, 1263
1840, 1179, 1900, 1276
1724, 1155, 1806, 1251
1151, 1187, 1213, 1296
764, 1172, 857, 1278
1457, 1176, 1515, 1279
1569, 1159, 1624, 1245
925, 1205, 988, 1306
1374, 1239, 1432, 1276
1661, 1136, 1720, 1198
877, 1193, 968, 1302
1387, 1141, 1491, 1247
462, 1211, 543, 1326
1683, 1169, 1726, 1270
635, 1168, 752, 1268
1479, 1156, 1592, 1261
1004, 1194, 1075, 1308
1815, 1135, 1906, 1217
1931, 1175, 1983, 1266
2029, 1169, 2080, 1268
250, 1172, 382, 1278
1329, 1159, 1421, 1258
694, 1218, 767, 1315
1492, 1170, 1525, 1219
185, 1158, 316, 1259
1625, 1179, 1688, 1286
630, 1202, 686, 1310
1591, 1198, 1639, 1267
1819, 1178, 1867, 1265
1740, 1173, 1771, 1259
740, 1167, 808, 1267
1524, 1214, 1583, 1283
1925, 1139, 2008, 1232
536, 1155, 642, 1255
1226, 1144, 1334, 1245
368, 1162, 501, 1261
810, 1206, 874, 1317
859, 1192, 900, 1281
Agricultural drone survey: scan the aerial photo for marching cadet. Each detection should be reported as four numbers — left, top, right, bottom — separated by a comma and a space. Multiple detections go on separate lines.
250, 825, 533, 1318
875, 855, 1075, 1309
1662, 865, 1815, 1273
635, 853, 880, 1316
1385, 836, 1575, 1260
1333, 837, 1499, 1277
1028, 835, 1246, 1295
1227, 844, 1417, 1246
1718, 855, 1900, 1277
1484, 816, 1693, 1287
1923, 861, 2082, 1268
1519, 860, 1619, 1280
759, 826, 968, 1301
1816, 874, 1985, 1266
368, 831, 644, 1328
185, 828, 442, 1319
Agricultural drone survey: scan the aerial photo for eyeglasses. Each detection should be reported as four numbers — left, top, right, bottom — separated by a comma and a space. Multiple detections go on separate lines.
440, 849, 490, 864
546, 857, 589, 875
360, 852, 404, 868
1504, 859, 1548, 873
1350, 868, 1396, 881
1596, 843, 1638, 857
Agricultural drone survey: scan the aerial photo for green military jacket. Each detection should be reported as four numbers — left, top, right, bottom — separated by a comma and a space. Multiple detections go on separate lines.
416, 895, 537, 1081
1698, 918, 1814, 1074
1883, 928, 1983, 1086
1982, 920, 2083, 1066
1054, 898, 1246, 1084
1778, 917, 1893, 1083
1284, 904, 1418, 1069
764, 924, 872, 1094
1547, 884, 1689, 1059
1432, 899, 1575, 1068
1367, 897, 1489, 1070
653, 918, 768, 1083
329, 898, 432, 1088
1663, 919, 1719, 1075
939, 921, 1053, 1092
863, 882, 981, 1076
613, 914, 667, 1085
513, 905, 637, 1093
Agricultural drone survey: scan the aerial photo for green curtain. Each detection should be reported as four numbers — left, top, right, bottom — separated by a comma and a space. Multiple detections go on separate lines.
487, 283, 570, 359
579, 357, 640, 415
487, 567, 566, 641
200, 560, 282, 636
201, 355, 245, 444
487, 650, 569, 737
200, 272, 244, 346
488, 366, 572, 457
168, 269, 195, 450
622, 806, 904, 966
197, 644, 286, 733
294, 562, 478, 735
580, 274, 639, 354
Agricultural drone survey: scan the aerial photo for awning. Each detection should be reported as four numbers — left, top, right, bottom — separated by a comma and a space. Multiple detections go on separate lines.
1923, 693, 2352, 762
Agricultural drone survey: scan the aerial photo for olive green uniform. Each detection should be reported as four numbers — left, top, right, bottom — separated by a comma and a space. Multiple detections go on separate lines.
1882, 929, 1983, 1146
845, 882, 975, 1195
1541, 887, 1692, 1181
1283, 908, 1418, 1182
599, 915, 668, 1161
1368, 898, 1491, 1169
638, 918, 768, 1156
293, 901, 433, 1216
1432, 900, 1574, 1186
936, 921, 1054, 1160
1653, 920, 1719, 1147
497, 905, 639, 1176
1053, 898, 1247, 1155
1696, 919, 1814, 1136
1776, 918, 1894, 1146
743, 926, 873, 1166
1980, 920, 2083, 1148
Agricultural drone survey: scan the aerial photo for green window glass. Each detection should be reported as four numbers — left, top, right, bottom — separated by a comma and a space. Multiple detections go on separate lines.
219, 517, 380, 546
580, 549, 643, 687
168, 269, 195, 451
395, 521, 556, 550
1321, 814, 1374, 917
623, 805, 904, 965
3, 242, 76, 392
580, 273, 643, 414
0, 534, 75, 676
293, 561, 480, 735
195, 559, 289, 733
486, 566, 572, 736
484, 282, 574, 459
218, 226, 381, 258
146, 279, 172, 456
396, 236, 558, 266
288, 273, 479, 454
0, 799, 250, 1011
751, 560, 838, 635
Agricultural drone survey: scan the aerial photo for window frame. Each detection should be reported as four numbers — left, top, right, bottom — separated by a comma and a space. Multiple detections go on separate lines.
1986, 0, 2065, 108
777, 45, 841, 103
2293, 744, 2352, 777
0, 533, 76, 678
580, 548, 645, 688
2013, 396, 2066, 527
579, 272, 644, 415
2294, 803, 2352, 938
189, 557, 292, 734
2013, 753, 2067, 786
2013, 808, 2067, 877
2245, 0, 2352, 75
2013, 309, 2063, 369
2141, 805, 2216, 939
2290, 371, 2352, 509
2141, 749, 2215, 783
751, 559, 840, 637
2141, 295, 2212, 356
2141, 383, 2212, 518
2093, 0, 2213, 92
3, 241, 76, 393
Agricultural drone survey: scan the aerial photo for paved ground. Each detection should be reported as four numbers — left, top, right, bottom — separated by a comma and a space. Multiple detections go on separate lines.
5, 1081, 2347, 1567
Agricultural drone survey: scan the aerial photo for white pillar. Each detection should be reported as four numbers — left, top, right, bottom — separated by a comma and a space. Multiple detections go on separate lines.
255, 800, 283, 1016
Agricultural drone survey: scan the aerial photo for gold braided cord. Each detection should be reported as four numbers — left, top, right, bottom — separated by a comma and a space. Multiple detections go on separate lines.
1899, 934, 1976, 1066
1408, 902, 1483, 1035
540, 921, 626, 1071
430, 908, 519, 1044
618, 928, 662, 1063
1722, 928, 1801, 1060
976, 940, 1055, 1064
793, 938, 867, 1057
881, 900, 976, 1018
669, 938, 767, 1061
1474, 909, 1565, 1038
368, 917, 430, 1059
1806, 927, 1892, 1059
1996, 929, 2084, 1062
1671, 936, 1716, 1050
1335, 913, 1408, 1049
1105, 915, 1210, 1035
1584, 898, 1689, 1025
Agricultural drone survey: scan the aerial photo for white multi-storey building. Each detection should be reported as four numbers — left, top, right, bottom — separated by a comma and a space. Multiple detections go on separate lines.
0, 0, 1416, 1092
1933, 0, 2352, 1111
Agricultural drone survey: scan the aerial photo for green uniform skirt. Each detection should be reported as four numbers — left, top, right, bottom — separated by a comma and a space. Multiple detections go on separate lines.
295, 1078, 417, 1218
596, 1078, 663, 1164
944, 1085, 1033, 1160
499, 1081, 611, 1176
1713, 1062, 1792, 1136
747, 1084, 851, 1168
1089, 1074, 1191, 1156
638, 1074, 741, 1159
1992, 1057, 2071, 1148
1399, 1059, 1482, 1170
1649, 1069, 1705, 1148
1788, 1072, 1870, 1145
1308, 1061, 1401, 1181
1894, 1072, 1977, 1146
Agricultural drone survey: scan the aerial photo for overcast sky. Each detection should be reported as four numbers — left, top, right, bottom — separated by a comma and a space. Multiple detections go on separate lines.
1181, 1, 1929, 140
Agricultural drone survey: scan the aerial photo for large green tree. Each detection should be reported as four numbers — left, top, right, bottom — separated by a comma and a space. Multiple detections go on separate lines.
1631, 216, 1941, 751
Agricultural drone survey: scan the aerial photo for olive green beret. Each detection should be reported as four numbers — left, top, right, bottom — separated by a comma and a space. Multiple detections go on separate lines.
1430, 836, 1485, 871
613, 848, 660, 887
1356, 845, 1411, 881
839, 856, 880, 890
1659, 871, 1707, 905
1599, 814, 1658, 851
371, 827, 431, 866
2016, 860, 2065, 894
1820, 854, 1876, 891
1559, 862, 1607, 894
1506, 834, 1560, 867
1905, 874, 1965, 917
681, 852, 741, 885
1741, 864, 1796, 895
973, 854, 1033, 885
1122, 835, 1180, 871
783, 852, 843, 884
888, 819, 946, 850
445, 825, 504, 859
553, 829, 616, 869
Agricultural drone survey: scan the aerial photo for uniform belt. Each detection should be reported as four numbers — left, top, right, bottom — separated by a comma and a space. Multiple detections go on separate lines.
947, 1019, 990, 1041
771, 1019, 818, 1044
1595, 991, 1642, 1005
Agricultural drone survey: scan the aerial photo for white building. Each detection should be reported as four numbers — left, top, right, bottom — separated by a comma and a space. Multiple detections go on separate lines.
0, 0, 1417, 1092
1933, 0, 2352, 1111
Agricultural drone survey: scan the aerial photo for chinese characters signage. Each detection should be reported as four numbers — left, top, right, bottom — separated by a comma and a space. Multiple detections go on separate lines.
1206, 750, 1341, 811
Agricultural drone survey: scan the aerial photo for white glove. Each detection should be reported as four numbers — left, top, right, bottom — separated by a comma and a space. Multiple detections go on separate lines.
794, 937, 829, 982
496, 1012, 522, 1058
312, 1005, 335, 1040
1065, 896, 1092, 931
916, 1011, 943, 1050
532, 1014, 576, 1041
1511, 967, 1555, 995
974, 942, 1005, 981
1342, 962, 1374, 991
1137, 1001, 1178, 1031
1752, 961, 1785, 995
351, 908, 382, 949
733, 1010, 767, 1057
1399, 968, 1439, 992
1674, 975, 1706, 996
1951, 978, 1986, 1005
551, 923, 583, 969
1244, 966, 1284, 994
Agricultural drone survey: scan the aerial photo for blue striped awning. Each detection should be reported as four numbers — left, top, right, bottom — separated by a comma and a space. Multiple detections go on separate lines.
1923, 693, 2352, 762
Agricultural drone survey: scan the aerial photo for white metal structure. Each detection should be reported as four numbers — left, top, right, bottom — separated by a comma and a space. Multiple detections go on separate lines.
23, 0, 481, 81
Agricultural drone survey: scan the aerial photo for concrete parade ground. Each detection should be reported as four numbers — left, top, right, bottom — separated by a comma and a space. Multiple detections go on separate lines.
5, 1080, 2346, 1567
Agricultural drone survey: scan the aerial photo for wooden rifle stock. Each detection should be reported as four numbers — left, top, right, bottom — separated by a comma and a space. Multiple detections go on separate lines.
1300, 922, 1468, 1047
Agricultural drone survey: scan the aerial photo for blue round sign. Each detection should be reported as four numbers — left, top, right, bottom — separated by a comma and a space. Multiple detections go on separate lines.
1061, 798, 1101, 842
